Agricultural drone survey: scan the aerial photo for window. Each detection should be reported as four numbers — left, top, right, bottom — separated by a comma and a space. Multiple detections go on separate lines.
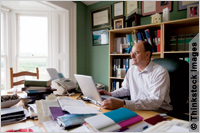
1, 12, 6, 90
17, 15, 48, 79
1, 1, 76, 90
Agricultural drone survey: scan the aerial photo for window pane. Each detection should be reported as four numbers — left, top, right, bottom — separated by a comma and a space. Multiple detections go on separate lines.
1, 58, 6, 90
1, 13, 4, 55
18, 58, 49, 80
18, 16, 48, 56
18, 58, 47, 72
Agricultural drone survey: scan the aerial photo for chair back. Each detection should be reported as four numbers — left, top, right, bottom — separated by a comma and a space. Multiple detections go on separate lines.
152, 58, 189, 120
10, 67, 39, 88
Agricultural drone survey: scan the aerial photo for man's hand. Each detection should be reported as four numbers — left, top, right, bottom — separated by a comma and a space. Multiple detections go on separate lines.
101, 98, 124, 110
99, 89, 111, 96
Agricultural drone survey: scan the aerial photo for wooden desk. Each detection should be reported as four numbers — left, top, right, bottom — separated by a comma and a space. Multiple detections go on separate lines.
1, 93, 172, 132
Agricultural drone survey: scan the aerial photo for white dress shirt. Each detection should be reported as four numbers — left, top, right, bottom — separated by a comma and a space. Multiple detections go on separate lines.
111, 61, 173, 111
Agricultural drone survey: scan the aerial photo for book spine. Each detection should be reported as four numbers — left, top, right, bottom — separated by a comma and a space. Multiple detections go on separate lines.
24, 81, 51, 87
137, 32, 142, 42
157, 29, 161, 52
145, 29, 154, 52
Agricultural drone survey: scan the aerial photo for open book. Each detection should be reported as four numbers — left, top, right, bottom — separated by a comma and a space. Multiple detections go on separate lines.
84, 107, 143, 132
57, 97, 100, 114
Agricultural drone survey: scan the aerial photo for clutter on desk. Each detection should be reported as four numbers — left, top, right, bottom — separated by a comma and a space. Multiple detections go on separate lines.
42, 120, 66, 132
84, 107, 143, 132
1, 94, 21, 108
27, 104, 38, 119
57, 114, 96, 130
22, 79, 56, 104
143, 119, 189, 132
1, 106, 27, 126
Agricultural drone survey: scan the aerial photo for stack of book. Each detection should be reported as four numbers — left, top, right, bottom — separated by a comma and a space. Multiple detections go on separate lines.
84, 108, 143, 132
22, 79, 56, 101
1, 106, 26, 125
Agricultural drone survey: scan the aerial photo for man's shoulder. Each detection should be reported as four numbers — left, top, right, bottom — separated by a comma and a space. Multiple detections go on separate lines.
152, 61, 168, 73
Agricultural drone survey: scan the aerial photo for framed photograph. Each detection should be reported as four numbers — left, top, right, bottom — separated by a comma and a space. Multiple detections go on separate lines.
92, 29, 109, 46
187, 4, 199, 18
178, 1, 199, 11
113, 1, 124, 18
126, 1, 138, 17
142, 1, 172, 16
113, 17, 124, 30
90, 5, 112, 30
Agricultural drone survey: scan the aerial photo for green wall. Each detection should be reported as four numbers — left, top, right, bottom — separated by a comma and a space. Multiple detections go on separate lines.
76, 1, 187, 90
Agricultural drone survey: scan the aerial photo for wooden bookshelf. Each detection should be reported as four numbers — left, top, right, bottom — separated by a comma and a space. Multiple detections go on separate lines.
108, 17, 199, 92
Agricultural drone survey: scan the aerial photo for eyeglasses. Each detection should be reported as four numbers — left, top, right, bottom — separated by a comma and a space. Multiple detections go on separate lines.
130, 51, 146, 57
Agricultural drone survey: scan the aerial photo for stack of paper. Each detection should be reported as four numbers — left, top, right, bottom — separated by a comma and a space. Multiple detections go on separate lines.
1, 106, 27, 126
84, 108, 143, 132
143, 119, 189, 132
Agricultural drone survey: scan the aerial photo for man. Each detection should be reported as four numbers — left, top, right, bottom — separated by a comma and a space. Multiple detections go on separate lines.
100, 41, 172, 113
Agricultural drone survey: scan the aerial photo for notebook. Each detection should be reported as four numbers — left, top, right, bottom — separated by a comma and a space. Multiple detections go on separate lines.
74, 74, 115, 106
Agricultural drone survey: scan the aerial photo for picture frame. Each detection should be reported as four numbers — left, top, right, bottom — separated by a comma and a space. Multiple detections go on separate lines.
113, 1, 124, 18
187, 4, 199, 18
92, 29, 109, 46
178, 1, 199, 11
142, 1, 172, 16
113, 17, 124, 30
90, 5, 112, 30
126, 1, 138, 17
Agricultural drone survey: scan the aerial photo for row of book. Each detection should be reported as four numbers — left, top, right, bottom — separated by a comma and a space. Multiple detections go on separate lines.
113, 58, 133, 77
113, 29, 161, 54
167, 34, 196, 51
111, 80, 123, 92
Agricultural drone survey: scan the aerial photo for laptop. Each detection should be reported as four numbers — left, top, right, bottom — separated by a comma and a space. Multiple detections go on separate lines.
74, 74, 115, 106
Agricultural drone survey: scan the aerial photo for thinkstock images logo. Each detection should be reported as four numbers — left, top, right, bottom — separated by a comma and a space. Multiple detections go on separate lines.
189, 34, 199, 132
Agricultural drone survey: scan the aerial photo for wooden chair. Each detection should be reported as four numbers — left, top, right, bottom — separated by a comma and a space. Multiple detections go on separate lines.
10, 67, 39, 88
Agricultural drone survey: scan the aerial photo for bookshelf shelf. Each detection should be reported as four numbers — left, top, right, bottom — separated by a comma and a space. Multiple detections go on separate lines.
110, 77, 124, 80
108, 17, 199, 92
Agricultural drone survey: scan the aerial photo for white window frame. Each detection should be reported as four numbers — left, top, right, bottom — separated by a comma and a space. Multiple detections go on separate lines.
1, 1, 77, 90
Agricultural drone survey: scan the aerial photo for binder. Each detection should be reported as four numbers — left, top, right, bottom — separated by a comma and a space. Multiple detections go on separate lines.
157, 29, 161, 52
137, 32, 143, 42
126, 59, 129, 72
145, 29, 154, 52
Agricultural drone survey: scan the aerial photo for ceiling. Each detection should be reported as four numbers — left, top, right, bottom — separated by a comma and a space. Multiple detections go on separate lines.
82, 1, 99, 6
1, 1, 56, 10
1, 1, 100, 10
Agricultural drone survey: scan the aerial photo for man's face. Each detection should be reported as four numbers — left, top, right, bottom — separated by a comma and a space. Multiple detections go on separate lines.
130, 42, 150, 66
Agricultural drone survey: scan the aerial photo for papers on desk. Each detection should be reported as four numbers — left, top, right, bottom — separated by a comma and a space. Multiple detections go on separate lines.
57, 97, 100, 114
42, 120, 66, 132
1, 106, 28, 126
143, 119, 189, 132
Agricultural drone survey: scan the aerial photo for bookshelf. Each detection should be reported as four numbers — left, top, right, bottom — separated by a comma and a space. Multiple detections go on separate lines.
108, 17, 199, 92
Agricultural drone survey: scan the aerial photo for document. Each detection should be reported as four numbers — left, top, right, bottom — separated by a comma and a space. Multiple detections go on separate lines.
42, 120, 66, 132
62, 106, 100, 114
41, 100, 60, 116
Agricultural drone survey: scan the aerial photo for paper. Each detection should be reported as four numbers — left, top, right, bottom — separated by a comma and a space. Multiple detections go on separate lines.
166, 125, 189, 132
41, 100, 60, 116
63, 106, 100, 114
70, 125, 91, 132
36, 100, 52, 124
42, 120, 66, 132
58, 97, 86, 108
1, 120, 35, 132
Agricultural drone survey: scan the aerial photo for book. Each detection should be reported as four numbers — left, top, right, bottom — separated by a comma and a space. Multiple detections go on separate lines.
84, 108, 143, 132
144, 114, 166, 125
57, 114, 96, 130
22, 86, 52, 91
157, 29, 161, 52
49, 107, 66, 121
137, 32, 143, 42
145, 29, 154, 52
24, 80, 51, 87
177, 34, 185, 51
169, 35, 177, 51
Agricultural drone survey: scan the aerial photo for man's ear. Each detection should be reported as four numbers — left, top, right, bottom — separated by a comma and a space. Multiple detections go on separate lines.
146, 51, 150, 58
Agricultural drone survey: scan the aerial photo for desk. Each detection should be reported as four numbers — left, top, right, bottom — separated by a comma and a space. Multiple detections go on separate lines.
1, 93, 173, 132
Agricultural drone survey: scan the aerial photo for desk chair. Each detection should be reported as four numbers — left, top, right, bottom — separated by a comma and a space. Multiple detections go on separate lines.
152, 58, 189, 121
10, 67, 39, 88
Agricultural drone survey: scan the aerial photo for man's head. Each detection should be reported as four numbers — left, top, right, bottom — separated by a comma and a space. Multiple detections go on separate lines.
130, 41, 152, 68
